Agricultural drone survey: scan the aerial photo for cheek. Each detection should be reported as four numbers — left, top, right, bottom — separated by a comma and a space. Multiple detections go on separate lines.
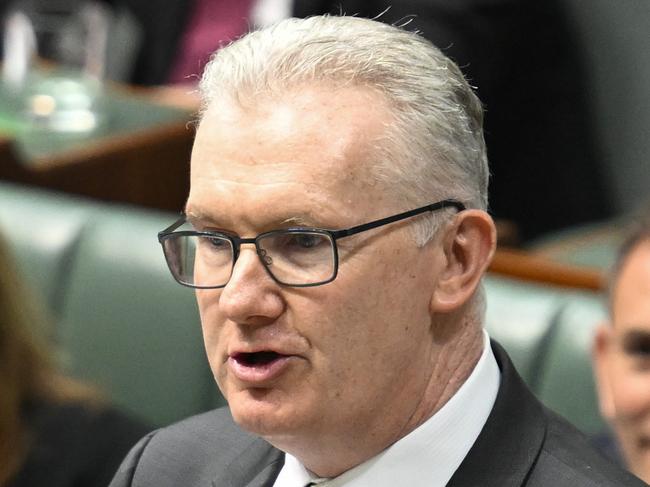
610, 362, 650, 421
306, 266, 432, 385
196, 290, 225, 353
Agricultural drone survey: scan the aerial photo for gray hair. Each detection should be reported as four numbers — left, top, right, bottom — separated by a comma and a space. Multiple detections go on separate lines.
199, 15, 489, 246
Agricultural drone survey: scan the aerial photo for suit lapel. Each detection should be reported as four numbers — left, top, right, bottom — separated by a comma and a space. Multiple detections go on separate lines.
446, 341, 547, 487
241, 456, 285, 487
215, 436, 284, 487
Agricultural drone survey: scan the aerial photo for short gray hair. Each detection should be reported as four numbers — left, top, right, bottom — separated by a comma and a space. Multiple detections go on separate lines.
199, 15, 489, 245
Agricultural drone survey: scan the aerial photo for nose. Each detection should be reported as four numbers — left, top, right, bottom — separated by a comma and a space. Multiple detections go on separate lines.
218, 246, 285, 326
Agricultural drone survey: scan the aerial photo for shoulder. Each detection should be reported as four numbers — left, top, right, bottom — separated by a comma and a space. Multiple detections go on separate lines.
109, 407, 280, 487
139, 406, 251, 446
529, 408, 645, 486
591, 430, 625, 465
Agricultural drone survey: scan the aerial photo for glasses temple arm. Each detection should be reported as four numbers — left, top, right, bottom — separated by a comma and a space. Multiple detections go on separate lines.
331, 199, 465, 239
158, 215, 186, 241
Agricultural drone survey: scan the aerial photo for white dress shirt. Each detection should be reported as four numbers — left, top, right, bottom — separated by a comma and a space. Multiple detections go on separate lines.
273, 330, 500, 487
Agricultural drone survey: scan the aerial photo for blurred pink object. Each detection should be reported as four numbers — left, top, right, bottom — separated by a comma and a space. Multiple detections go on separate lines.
168, 0, 254, 84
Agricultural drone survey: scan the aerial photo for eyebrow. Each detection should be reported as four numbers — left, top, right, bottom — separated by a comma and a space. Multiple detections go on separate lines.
184, 207, 213, 223
279, 215, 313, 226
184, 208, 215, 227
622, 329, 650, 341
184, 207, 319, 230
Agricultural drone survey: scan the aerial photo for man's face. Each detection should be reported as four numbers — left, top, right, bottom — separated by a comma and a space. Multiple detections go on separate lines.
186, 85, 446, 455
596, 239, 650, 482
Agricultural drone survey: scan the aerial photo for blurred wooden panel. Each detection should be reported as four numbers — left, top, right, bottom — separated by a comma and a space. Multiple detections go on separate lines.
489, 247, 605, 291
0, 113, 193, 212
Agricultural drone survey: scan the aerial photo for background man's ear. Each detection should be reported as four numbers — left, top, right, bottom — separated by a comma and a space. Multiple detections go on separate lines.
593, 322, 616, 420
430, 210, 496, 313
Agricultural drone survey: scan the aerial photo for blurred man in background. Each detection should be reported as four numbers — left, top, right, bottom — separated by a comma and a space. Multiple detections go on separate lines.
594, 210, 650, 484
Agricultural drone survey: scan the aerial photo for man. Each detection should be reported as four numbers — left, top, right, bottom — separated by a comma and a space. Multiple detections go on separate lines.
110, 16, 642, 486
593, 212, 650, 484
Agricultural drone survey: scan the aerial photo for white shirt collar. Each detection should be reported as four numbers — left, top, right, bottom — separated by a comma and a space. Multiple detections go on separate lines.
273, 330, 500, 487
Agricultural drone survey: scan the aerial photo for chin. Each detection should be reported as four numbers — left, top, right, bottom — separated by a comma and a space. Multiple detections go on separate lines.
228, 387, 308, 438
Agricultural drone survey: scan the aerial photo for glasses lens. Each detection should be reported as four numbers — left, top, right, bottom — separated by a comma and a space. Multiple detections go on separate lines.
162, 234, 234, 288
258, 231, 335, 285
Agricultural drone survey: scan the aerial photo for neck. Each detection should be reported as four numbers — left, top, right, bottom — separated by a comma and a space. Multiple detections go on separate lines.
403, 317, 484, 435
269, 314, 485, 478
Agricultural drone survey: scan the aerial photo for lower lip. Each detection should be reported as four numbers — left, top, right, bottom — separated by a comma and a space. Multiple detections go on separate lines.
228, 355, 294, 384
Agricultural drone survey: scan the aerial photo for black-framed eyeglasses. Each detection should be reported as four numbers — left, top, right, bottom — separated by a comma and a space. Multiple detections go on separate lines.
157, 199, 465, 288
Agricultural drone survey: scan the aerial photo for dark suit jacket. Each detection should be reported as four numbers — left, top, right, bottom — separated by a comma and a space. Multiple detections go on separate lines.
109, 342, 645, 486
591, 430, 626, 468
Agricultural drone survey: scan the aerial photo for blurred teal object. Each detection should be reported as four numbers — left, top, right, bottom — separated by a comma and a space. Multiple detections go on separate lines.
0, 1, 191, 164
21, 71, 106, 133
1, 3, 108, 137
529, 221, 623, 271
0, 77, 191, 162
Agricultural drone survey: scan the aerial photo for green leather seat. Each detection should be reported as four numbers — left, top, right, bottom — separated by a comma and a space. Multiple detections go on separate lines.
58, 207, 225, 426
0, 182, 88, 320
484, 276, 566, 384
0, 182, 225, 427
536, 296, 607, 435
485, 275, 607, 435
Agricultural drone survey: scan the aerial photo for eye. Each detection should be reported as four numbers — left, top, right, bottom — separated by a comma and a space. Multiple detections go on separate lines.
621, 332, 650, 371
623, 332, 650, 357
198, 235, 231, 254
208, 237, 229, 249
259, 232, 332, 263
290, 233, 322, 249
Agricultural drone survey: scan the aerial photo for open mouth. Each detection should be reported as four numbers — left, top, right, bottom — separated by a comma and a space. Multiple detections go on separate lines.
229, 350, 294, 382
233, 351, 284, 366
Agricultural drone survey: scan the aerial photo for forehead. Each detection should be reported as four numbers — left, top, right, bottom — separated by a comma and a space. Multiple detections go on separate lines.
188, 85, 395, 227
612, 240, 650, 330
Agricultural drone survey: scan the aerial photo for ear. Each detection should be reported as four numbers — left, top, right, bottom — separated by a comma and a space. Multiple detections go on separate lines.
430, 210, 496, 313
592, 322, 616, 420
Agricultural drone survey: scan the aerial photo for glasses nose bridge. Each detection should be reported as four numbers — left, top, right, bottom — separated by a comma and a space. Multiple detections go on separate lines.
232, 236, 268, 265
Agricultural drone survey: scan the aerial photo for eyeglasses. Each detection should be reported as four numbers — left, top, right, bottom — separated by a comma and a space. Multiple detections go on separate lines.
158, 199, 465, 288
